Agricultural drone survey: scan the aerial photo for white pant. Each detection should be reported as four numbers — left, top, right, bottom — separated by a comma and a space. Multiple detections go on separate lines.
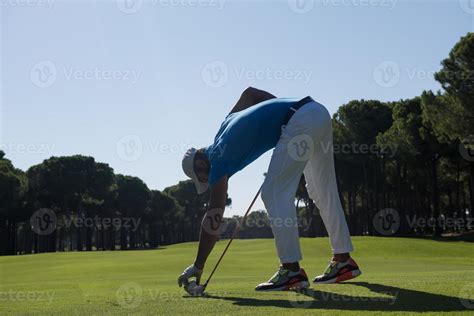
261, 100, 353, 263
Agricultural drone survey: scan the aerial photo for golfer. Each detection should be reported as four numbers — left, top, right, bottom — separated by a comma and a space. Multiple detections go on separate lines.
178, 87, 361, 291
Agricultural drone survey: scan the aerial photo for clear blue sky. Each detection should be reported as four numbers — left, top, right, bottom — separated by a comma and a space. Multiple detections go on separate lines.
1, 0, 473, 215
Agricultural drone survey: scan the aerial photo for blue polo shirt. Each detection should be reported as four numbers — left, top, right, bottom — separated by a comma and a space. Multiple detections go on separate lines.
205, 97, 300, 186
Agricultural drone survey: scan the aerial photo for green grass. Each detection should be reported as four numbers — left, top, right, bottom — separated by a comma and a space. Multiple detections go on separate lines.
1, 237, 473, 315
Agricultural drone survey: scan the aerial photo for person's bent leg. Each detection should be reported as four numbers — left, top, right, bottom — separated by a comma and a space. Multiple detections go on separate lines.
255, 109, 314, 291
303, 116, 353, 255
302, 102, 361, 283
261, 143, 306, 267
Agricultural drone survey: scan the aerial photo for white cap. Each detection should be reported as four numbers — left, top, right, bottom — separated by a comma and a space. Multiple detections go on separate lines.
182, 147, 209, 195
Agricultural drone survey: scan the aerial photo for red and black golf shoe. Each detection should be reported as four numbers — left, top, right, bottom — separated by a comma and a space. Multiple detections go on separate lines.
313, 258, 362, 284
255, 267, 310, 291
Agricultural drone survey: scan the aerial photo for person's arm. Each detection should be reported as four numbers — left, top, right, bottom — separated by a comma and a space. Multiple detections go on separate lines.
229, 87, 277, 114
193, 175, 229, 270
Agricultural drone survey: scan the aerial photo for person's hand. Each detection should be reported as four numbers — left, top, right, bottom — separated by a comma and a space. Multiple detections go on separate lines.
178, 264, 203, 287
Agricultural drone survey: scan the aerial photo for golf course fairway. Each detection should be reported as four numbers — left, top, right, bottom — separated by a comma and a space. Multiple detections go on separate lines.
1, 237, 473, 315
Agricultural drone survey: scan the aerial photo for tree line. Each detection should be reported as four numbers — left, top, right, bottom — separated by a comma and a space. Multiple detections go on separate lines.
0, 33, 473, 256
0, 152, 233, 255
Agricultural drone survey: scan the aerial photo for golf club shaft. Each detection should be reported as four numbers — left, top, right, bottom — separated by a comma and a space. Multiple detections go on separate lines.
203, 185, 262, 287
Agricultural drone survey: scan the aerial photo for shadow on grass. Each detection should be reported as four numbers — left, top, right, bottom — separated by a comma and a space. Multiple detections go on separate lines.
197, 282, 470, 312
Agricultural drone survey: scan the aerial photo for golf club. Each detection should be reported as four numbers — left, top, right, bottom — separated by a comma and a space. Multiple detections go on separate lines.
192, 185, 262, 295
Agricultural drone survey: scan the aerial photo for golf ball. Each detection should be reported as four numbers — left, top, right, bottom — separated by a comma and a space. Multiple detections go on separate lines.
194, 285, 206, 296
185, 281, 197, 294
184, 281, 207, 296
